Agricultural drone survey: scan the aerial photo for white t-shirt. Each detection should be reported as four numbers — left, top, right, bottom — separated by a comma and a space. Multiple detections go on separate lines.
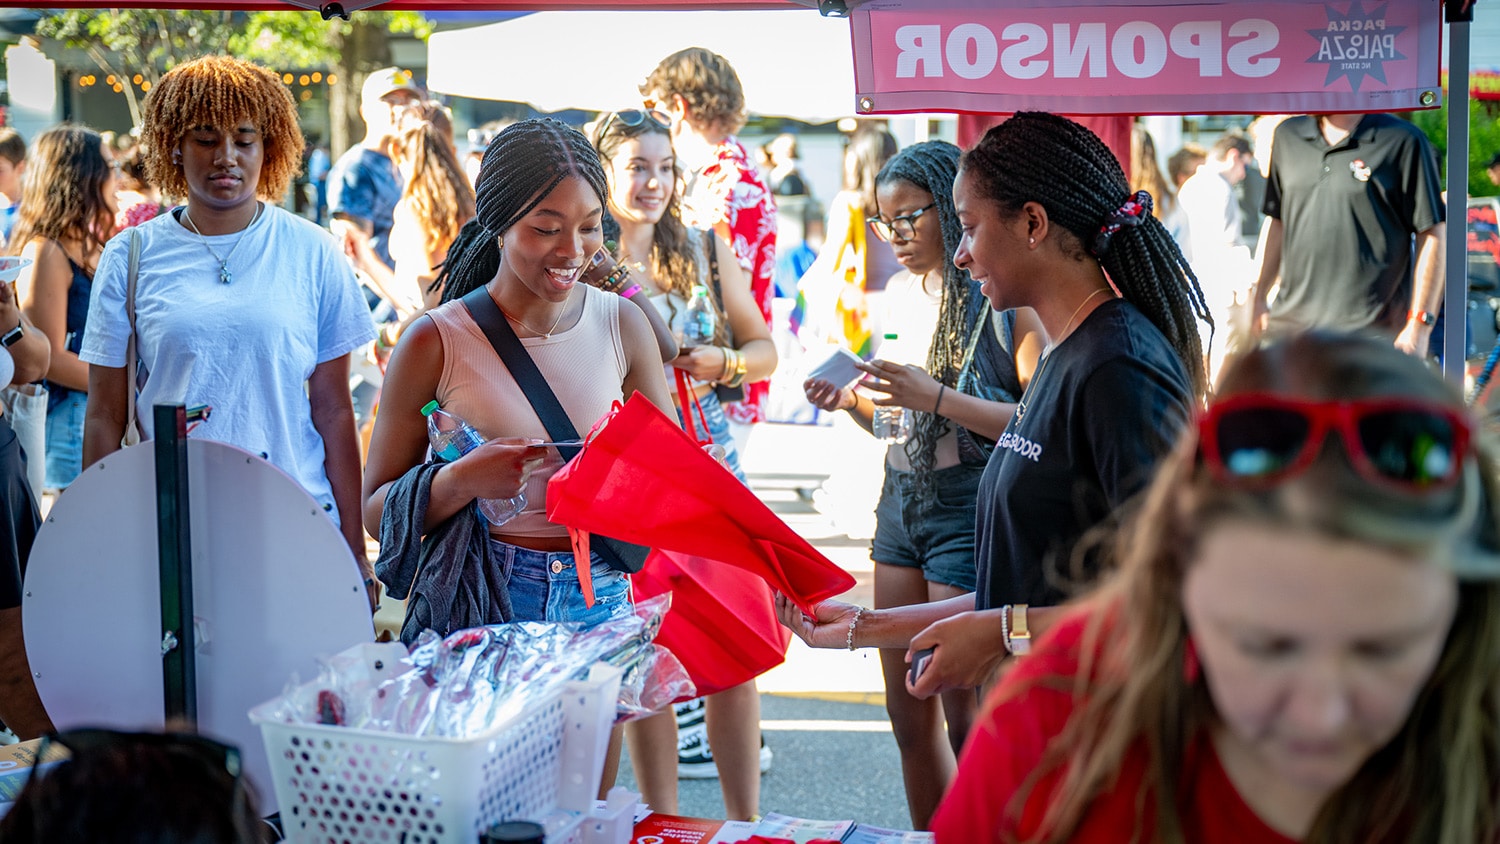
80, 205, 377, 523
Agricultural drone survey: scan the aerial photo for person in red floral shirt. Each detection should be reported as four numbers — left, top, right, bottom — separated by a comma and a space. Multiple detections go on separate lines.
639, 46, 777, 814
642, 48, 777, 449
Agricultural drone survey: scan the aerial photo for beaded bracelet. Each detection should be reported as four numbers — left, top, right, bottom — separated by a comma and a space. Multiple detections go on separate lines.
1000, 604, 1012, 655
598, 265, 631, 293
847, 606, 865, 651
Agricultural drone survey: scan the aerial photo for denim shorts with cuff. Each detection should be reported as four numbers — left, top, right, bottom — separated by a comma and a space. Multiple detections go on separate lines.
870, 462, 984, 592
491, 538, 633, 627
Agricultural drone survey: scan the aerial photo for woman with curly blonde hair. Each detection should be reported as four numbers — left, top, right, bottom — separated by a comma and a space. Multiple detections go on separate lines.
79, 55, 378, 608
935, 331, 1500, 843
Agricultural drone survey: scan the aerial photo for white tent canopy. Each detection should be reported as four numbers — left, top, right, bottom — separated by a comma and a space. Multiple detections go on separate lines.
425, 9, 858, 123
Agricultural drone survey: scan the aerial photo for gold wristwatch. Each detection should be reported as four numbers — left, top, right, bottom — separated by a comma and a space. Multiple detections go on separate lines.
1007, 604, 1032, 655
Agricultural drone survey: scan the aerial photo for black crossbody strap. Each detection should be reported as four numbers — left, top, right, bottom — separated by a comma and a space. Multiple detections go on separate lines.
460, 287, 583, 462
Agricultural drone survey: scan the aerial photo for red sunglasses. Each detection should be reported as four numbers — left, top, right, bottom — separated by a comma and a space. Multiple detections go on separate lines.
1198, 392, 1472, 491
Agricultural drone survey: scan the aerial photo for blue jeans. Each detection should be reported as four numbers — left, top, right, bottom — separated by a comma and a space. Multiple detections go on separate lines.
45, 391, 87, 490
493, 539, 633, 627
680, 389, 746, 483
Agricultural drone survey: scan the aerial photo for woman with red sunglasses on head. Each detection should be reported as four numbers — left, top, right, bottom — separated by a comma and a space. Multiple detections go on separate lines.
590, 107, 776, 822
934, 330, 1500, 843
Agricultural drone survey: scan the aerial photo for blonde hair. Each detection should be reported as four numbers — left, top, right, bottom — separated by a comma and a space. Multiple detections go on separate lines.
392, 120, 474, 262
139, 55, 303, 202
1013, 331, 1500, 844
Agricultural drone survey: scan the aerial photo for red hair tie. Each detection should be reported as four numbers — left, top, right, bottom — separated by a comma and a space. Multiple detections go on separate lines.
1091, 190, 1154, 258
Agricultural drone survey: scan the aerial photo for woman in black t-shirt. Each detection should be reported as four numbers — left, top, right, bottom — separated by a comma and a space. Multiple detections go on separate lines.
778, 112, 1210, 702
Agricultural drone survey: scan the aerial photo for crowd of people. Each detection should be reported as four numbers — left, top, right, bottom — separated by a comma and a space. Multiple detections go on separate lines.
0, 33, 1489, 844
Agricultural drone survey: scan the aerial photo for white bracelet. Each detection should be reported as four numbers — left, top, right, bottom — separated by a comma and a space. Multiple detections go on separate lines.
847, 606, 865, 651
1000, 604, 1012, 655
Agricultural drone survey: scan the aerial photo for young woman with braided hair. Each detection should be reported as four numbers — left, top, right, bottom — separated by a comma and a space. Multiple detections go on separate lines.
363, 116, 671, 629
802, 140, 1044, 829
778, 112, 1210, 709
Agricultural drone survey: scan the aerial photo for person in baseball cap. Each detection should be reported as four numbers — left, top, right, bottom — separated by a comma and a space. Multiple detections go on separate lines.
328, 67, 422, 274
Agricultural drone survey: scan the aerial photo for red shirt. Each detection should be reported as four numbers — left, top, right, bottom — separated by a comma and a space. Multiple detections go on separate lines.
931, 613, 1299, 844
683, 137, 776, 425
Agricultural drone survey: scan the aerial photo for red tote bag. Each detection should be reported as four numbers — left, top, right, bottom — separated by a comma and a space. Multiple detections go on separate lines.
547, 393, 855, 615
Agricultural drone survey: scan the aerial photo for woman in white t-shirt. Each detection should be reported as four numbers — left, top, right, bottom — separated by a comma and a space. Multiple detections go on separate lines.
802, 141, 1045, 830
79, 56, 378, 609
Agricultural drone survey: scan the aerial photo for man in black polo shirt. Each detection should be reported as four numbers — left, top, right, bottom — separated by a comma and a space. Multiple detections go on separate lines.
1248, 112, 1444, 357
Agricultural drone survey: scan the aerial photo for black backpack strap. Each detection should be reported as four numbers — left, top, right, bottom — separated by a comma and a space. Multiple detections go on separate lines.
460, 287, 583, 461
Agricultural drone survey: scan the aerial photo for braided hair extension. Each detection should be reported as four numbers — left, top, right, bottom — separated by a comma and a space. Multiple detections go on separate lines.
436, 118, 608, 304
961, 113, 1211, 399
590, 113, 700, 303
873, 141, 976, 497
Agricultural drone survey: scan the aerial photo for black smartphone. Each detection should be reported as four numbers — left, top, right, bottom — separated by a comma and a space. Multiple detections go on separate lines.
908, 647, 934, 686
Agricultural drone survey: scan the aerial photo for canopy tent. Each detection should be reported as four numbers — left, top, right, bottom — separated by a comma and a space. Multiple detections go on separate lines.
0, 0, 1480, 375
424, 9, 857, 123
5, 0, 814, 11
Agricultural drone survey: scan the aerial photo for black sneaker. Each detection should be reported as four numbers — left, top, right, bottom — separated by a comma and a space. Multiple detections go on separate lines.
677, 725, 718, 779
676, 730, 773, 779
674, 697, 706, 731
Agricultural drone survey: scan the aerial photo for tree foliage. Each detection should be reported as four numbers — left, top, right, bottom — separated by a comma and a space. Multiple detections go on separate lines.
1408, 95, 1500, 199
34, 9, 430, 132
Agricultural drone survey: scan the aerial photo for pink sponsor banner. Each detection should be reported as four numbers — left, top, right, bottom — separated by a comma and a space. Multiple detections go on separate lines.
850, 0, 1442, 116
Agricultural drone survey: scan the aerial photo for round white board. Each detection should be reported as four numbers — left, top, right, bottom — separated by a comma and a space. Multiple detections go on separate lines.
24, 438, 375, 810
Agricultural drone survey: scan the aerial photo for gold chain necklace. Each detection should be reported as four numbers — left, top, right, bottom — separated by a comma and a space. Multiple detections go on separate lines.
500, 293, 575, 338
181, 203, 263, 284
1014, 288, 1110, 422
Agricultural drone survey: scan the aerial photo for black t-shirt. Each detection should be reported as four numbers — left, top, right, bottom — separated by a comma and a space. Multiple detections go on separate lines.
1262, 114, 1444, 333
974, 299, 1192, 610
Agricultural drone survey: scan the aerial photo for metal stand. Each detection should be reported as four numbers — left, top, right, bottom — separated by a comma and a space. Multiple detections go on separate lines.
153, 403, 211, 725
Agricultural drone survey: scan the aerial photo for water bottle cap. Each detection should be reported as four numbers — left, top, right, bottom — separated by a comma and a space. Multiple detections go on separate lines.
420, 400, 440, 417
883, 332, 899, 340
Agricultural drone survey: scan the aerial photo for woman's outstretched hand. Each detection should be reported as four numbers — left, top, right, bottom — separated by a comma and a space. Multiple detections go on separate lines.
775, 592, 861, 650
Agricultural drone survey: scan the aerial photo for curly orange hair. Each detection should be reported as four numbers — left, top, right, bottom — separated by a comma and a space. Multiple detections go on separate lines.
140, 55, 303, 202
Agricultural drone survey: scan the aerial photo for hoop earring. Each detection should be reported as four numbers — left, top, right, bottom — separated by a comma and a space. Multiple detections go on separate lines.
172, 151, 181, 165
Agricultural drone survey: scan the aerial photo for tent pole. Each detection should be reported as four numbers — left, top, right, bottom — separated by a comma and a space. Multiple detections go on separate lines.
1443, 4, 1474, 384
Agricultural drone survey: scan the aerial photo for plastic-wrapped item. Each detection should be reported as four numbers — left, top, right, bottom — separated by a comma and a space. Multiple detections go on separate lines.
607, 594, 696, 722
261, 614, 689, 740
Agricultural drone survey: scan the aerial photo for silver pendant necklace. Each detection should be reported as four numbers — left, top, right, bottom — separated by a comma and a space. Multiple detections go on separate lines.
182, 203, 263, 284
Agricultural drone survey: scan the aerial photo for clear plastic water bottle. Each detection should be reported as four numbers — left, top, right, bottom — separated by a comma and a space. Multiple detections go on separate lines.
870, 332, 913, 444
421, 400, 526, 526
682, 285, 716, 347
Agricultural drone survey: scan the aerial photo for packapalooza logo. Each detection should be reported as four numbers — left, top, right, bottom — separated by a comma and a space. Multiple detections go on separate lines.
1307, 1, 1405, 91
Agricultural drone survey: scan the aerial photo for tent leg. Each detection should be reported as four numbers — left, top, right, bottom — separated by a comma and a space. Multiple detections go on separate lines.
1443, 7, 1473, 384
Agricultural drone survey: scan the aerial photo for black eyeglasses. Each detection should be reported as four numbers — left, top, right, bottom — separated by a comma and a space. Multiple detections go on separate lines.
30, 727, 243, 788
598, 109, 671, 139
868, 202, 936, 243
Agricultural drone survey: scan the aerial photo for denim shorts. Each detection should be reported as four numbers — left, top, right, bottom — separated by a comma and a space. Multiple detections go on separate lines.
492, 538, 634, 627
679, 389, 746, 484
870, 463, 984, 591
45, 390, 88, 490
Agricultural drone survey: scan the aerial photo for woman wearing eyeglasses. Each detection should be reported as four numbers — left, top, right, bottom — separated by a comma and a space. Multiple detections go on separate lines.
779, 112, 1210, 707
801, 140, 1045, 830
590, 107, 776, 821
934, 331, 1500, 843
9, 125, 119, 492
